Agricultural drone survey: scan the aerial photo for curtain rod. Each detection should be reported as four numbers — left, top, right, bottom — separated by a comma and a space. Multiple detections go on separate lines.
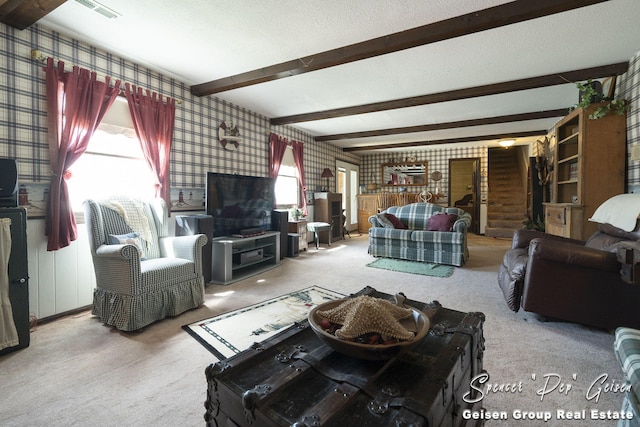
30, 49, 183, 105
266, 131, 305, 143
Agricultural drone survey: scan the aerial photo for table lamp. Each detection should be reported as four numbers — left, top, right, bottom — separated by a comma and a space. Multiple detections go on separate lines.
321, 168, 333, 192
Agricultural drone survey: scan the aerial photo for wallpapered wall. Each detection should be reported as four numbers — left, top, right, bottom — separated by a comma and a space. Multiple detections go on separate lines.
0, 22, 360, 198
358, 147, 489, 203
619, 48, 640, 193
1, 22, 638, 205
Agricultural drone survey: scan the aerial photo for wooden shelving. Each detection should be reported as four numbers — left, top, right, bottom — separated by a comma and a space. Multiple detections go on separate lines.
544, 103, 626, 239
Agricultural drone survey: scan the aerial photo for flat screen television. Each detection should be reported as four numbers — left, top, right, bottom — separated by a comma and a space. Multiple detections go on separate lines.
206, 172, 275, 238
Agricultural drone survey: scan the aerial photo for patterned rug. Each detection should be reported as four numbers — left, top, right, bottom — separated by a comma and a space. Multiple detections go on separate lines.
367, 258, 454, 277
183, 286, 344, 359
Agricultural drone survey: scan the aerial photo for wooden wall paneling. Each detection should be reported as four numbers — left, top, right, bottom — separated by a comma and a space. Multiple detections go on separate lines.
53, 234, 80, 314
26, 219, 95, 320
75, 227, 95, 308
26, 220, 40, 320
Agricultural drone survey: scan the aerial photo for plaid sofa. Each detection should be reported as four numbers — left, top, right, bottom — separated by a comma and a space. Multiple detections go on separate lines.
368, 202, 471, 267
615, 327, 640, 427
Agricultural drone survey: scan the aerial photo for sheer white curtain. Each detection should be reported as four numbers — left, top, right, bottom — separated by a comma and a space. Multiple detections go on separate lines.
0, 218, 18, 350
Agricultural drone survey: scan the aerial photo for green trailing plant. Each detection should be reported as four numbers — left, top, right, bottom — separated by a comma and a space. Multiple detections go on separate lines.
571, 79, 629, 119
290, 207, 304, 220
522, 214, 545, 232
588, 98, 628, 119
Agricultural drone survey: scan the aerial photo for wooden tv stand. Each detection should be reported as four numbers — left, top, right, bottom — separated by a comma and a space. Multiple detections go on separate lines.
210, 231, 281, 285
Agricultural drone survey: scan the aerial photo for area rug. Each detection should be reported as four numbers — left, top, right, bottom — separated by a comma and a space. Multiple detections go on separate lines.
183, 286, 344, 359
367, 258, 454, 277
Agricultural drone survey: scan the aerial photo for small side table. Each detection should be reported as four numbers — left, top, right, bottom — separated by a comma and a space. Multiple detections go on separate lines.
616, 241, 640, 285
306, 222, 332, 250
288, 220, 308, 252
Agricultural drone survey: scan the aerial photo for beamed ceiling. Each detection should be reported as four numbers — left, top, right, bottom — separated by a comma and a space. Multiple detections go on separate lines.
5, 0, 640, 153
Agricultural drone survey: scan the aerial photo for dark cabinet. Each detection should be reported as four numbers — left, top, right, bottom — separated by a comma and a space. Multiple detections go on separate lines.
0, 207, 30, 355
313, 192, 343, 243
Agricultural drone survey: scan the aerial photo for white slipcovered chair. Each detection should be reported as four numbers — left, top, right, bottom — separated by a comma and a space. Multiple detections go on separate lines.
84, 196, 207, 331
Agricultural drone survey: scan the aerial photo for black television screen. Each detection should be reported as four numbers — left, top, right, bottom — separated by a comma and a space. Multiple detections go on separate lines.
206, 172, 275, 237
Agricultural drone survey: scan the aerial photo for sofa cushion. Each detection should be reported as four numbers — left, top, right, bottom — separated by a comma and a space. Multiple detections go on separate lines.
369, 227, 413, 241
109, 232, 147, 260
386, 203, 445, 230
376, 213, 395, 229
384, 213, 407, 229
428, 213, 458, 231
411, 230, 464, 244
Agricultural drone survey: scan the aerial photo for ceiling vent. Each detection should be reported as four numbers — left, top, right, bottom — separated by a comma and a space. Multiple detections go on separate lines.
74, 0, 121, 19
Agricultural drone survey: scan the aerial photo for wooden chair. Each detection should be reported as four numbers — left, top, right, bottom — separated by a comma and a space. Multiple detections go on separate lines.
376, 191, 397, 213
396, 192, 416, 206
418, 191, 433, 202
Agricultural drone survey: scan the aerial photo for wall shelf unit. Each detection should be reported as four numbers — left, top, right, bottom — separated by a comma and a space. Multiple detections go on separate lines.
544, 103, 626, 239
211, 231, 281, 285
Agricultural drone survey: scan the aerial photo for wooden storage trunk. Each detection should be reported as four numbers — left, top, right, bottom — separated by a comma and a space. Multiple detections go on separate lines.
205, 286, 486, 427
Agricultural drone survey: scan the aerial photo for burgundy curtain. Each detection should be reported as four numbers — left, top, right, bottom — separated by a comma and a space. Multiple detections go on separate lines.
291, 141, 307, 215
124, 83, 176, 208
44, 58, 121, 251
269, 133, 288, 179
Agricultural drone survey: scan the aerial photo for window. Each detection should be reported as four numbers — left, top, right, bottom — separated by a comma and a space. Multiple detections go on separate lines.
67, 97, 156, 213
274, 147, 299, 207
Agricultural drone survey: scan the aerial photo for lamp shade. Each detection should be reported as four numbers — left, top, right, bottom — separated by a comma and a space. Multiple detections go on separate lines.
321, 168, 334, 178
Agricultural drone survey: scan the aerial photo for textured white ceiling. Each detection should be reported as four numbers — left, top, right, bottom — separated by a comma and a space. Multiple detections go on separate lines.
39, 0, 640, 153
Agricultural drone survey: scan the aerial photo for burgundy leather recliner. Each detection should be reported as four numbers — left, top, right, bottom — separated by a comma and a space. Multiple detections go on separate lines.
498, 224, 640, 330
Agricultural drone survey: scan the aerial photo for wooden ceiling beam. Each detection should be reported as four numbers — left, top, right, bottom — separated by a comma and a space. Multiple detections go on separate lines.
0, 0, 67, 30
190, 0, 609, 97
272, 62, 628, 125
314, 109, 568, 141
342, 130, 548, 152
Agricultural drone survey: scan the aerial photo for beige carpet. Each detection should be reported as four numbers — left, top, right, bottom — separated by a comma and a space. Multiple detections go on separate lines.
0, 234, 625, 426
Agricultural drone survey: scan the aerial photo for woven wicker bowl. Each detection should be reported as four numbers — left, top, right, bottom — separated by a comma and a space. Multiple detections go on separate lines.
308, 299, 430, 361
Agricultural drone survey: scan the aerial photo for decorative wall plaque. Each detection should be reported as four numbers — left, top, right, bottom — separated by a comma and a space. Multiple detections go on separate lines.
218, 121, 241, 151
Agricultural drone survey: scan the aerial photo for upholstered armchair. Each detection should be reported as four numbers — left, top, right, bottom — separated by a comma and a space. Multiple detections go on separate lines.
84, 197, 207, 331
498, 194, 640, 330
498, 227, 640, 330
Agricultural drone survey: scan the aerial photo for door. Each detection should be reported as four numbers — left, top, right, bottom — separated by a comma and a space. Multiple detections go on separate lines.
336, 160, 359, 233
448, 158, 480, 234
